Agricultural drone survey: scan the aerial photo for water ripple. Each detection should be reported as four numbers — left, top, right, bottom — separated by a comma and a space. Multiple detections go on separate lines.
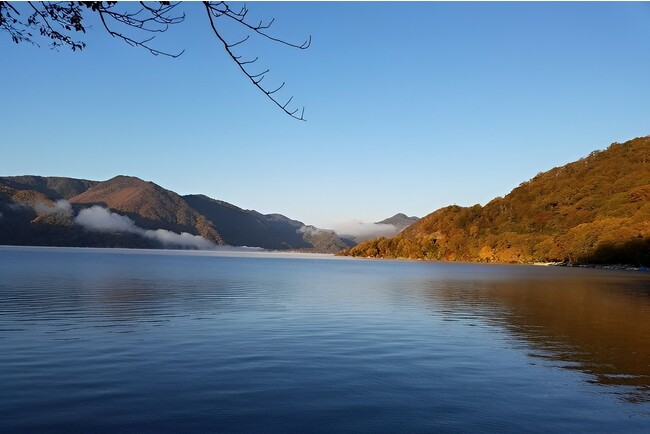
1, 247, 649, 432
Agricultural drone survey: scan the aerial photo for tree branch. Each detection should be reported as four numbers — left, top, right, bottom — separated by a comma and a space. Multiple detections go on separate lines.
203, 1, 306, 120
206, 2, 311, 50
2, 1, 309, 120
87, 2, 184, 57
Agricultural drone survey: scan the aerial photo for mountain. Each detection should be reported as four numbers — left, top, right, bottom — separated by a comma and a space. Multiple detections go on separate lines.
376, 213, 419, 232
343, 136, 650, 266
184, 194, 352, 252
0, 175, 352, 253
69, 176, 224, 244
332, 213, 420, 245
0, 179, 159, 249
183, 194, 304, 249
0, 175, 97, 199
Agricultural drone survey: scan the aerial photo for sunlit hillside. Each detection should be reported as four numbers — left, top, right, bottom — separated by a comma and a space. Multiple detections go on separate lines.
343, 136, 650, 266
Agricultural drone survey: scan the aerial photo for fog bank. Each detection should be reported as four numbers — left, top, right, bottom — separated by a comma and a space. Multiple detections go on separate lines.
74, 205, 216, 250
35, 200, 73, 218
330, 220, 398, 242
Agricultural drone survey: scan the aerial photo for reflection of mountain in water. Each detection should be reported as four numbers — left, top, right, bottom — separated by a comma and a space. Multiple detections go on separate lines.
421, 267, 650, 403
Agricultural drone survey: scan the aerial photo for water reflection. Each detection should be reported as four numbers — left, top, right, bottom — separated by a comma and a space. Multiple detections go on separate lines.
0, 248, 293, 333
420, 266, 650, 403
1, 248, 650, 431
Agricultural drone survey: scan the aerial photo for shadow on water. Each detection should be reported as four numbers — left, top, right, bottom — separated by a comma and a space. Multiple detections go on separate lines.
418, 266, 650, 403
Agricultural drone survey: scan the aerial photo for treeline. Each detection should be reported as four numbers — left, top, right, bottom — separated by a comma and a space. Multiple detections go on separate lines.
343, 137, 650, 266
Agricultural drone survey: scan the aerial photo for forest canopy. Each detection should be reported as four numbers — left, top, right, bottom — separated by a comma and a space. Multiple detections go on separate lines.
343, 137, 650, 266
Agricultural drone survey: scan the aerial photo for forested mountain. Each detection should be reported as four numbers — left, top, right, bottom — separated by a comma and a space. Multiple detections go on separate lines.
0, 178, 160, 249
184, 194, 350, 251
69, 176, 224, 244
3, 136, 647, 260
343, 136, 650, 266
0, 175, 352, 253
0, 175, 98, 199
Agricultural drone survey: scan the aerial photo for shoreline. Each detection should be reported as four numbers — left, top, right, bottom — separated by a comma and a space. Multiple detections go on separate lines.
533, 261, 648, 271
2, 244, 648, 271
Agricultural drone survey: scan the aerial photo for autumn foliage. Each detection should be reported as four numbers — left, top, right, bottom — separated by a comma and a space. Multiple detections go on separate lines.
343, 137, 650, 266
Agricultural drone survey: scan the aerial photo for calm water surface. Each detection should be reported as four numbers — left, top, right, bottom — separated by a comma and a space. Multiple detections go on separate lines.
1, 246, 649, 433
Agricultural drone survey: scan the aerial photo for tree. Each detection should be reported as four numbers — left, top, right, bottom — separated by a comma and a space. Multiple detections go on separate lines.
0, 1, 310, 120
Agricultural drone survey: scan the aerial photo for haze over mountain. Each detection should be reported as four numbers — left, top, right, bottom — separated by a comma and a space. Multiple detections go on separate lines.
376, 213, 419, 231
330, 213, 420, 244
343, 136, 650, 266
0, 175, 353, 253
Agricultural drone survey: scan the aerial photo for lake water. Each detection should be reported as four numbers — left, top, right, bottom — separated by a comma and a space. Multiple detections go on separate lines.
1, 246, 649, 433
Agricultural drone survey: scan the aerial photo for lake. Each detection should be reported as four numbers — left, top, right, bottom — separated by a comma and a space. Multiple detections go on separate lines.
1, 246, 649, 433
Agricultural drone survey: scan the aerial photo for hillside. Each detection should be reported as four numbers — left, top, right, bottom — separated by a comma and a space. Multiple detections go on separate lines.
0, 175, 352, 253
0, 175, 97, 199
376, 213, 419, 232
184, 194, 352, 252
69, 176, 224, 244
0, 180, 159, 249
343, 136, 650, 266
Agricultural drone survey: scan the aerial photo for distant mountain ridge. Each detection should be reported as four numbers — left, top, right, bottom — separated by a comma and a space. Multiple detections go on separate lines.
343, 136, 650, 266
376, 213, 419, 232
183, 194, 349, 251
0, 175, 353, 253
0, 175, 98, 199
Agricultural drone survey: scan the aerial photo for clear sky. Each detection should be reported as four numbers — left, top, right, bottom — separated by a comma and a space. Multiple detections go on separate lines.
2, 2, 650, 229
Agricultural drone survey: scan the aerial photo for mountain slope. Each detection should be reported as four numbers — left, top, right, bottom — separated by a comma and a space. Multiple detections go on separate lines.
69, 176, 224, 244
376, 213, 419, 232
183, 194, 308, 249
0, 181, 159, 248
344, 136, 650, 265
0, 175, 352, 252
184, 194, 352, 252
0, 175, 97, 199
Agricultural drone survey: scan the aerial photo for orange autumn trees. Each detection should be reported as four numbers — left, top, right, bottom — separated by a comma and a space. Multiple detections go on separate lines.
344, 136, 650, 266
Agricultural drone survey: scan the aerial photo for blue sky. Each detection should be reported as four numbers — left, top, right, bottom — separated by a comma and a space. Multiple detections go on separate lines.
2, 2, 650, 228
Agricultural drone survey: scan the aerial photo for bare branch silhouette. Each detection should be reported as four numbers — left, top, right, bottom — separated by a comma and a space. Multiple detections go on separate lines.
203, 1, 308, 120
95, 3, 185, 58
205, 2, 311, 49
0, 1, 310, 120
